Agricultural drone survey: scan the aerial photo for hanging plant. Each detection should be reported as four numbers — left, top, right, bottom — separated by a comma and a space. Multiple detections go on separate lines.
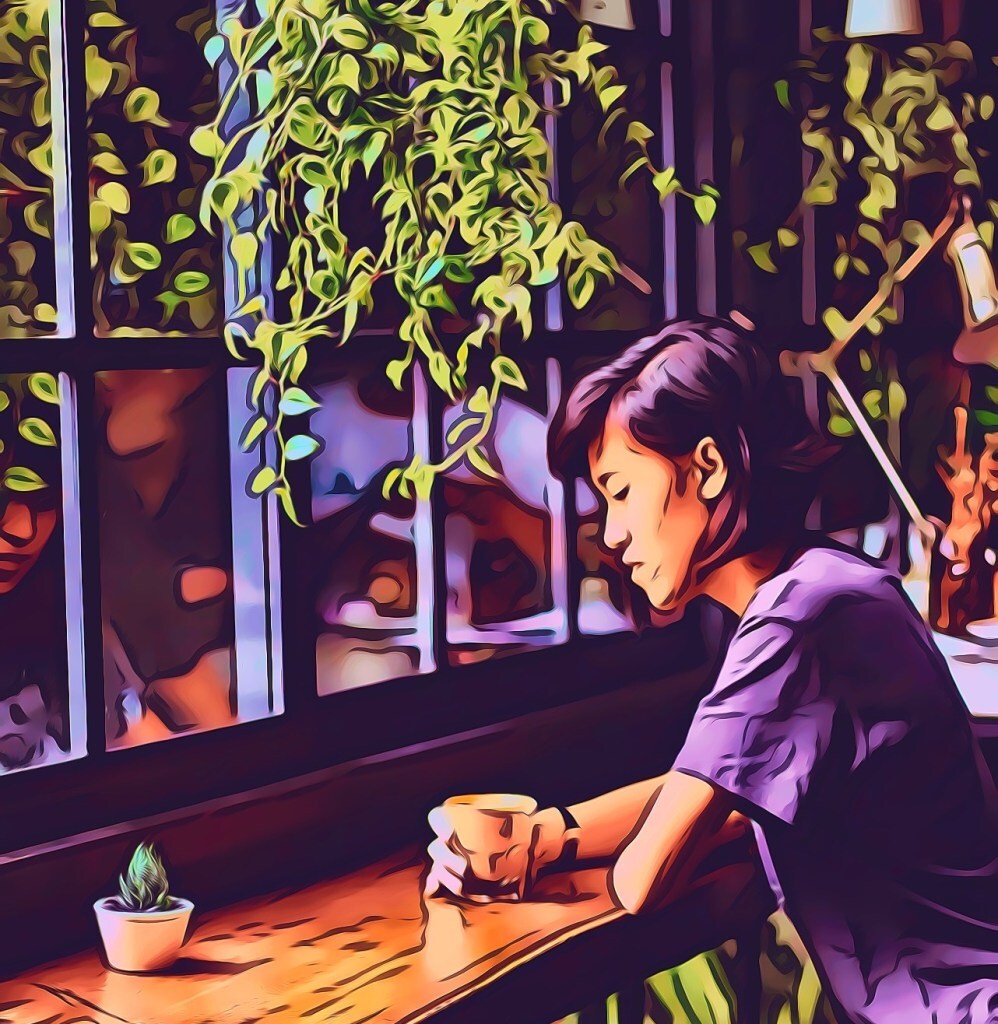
743, 33, 995, 438
0, 0, 57, 335
197, 0, 714, 522
0, 372, 61, 495
86, 0, 220, 335
754, 36, 994, 324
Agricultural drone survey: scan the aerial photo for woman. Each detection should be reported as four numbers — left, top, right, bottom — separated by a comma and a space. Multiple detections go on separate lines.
426, 318, 998, 1024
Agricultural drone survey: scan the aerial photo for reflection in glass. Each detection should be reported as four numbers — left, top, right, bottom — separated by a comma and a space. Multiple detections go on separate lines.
570, 46, 658, 332
0, 0, 62, 336
444, 360, 568, 666
87, 0, 219, 335
0, 373, 81, 773
308, 361, 434, 695
97, 369, 241, 748
576, 477, 636, 635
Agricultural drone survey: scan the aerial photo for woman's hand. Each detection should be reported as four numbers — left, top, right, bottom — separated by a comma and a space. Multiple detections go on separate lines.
424, 802, 567, 902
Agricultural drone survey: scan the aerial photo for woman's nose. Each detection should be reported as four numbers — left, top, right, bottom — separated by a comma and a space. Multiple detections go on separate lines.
602, 509, 629, 552
0, 501, 37, 545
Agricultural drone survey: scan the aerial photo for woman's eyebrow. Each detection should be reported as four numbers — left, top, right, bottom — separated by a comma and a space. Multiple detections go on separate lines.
597, 471, 618, 488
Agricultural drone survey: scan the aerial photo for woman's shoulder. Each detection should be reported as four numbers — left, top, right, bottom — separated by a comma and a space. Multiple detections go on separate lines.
742, 540, 909, 635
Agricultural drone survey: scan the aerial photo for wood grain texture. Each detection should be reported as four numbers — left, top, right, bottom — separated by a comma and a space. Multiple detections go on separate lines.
0, 844, 767, 1024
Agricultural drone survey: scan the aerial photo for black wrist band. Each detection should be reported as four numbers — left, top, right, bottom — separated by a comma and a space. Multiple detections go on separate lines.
555, 805, 580, 831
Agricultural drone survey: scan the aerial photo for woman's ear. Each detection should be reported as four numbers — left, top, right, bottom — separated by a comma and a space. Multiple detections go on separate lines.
692, 438, 727, 501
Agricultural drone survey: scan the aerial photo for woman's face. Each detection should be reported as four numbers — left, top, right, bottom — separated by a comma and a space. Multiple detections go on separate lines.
588, 416, 713, 613
0, 497, 58, 595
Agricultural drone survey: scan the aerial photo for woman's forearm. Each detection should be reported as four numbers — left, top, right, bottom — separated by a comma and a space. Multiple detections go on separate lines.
564, 774, 667, 861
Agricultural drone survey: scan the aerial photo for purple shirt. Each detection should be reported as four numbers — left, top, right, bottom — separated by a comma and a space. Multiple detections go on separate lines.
673, 546, 998, 1024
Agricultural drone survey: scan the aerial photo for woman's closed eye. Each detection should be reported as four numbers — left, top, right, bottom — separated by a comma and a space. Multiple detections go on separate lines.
610, 485, 629, 502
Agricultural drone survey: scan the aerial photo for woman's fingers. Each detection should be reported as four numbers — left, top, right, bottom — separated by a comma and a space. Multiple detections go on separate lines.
427, 837, 466, 876
424, 838, 468, 899
427, 805, 455, 841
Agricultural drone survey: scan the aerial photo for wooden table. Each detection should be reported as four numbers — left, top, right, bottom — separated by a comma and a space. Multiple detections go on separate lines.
0, 847, 771, 1024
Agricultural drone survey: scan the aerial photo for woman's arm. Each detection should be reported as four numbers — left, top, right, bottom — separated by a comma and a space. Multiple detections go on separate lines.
535, 772, 748, 907
609, 771, 737, 913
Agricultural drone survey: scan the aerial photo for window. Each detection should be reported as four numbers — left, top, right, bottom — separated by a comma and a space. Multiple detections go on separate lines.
1, 0, 702, 848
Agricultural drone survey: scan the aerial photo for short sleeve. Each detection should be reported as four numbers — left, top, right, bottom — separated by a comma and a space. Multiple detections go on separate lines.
672, 613, 836, 826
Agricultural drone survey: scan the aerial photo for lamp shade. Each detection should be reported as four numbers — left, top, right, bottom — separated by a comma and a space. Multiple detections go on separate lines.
845, 0, 922, 37
948, 218, 998, 369
580, 0, 635, 31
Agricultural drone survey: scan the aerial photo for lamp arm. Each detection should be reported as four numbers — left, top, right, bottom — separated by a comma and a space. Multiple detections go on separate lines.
816, 193, 965, 371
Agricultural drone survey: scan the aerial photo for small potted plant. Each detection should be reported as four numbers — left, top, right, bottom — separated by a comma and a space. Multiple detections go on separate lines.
94, 840, 194, 972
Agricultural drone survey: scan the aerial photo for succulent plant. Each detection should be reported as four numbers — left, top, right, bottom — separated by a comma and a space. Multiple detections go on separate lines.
114, 841, 176, 912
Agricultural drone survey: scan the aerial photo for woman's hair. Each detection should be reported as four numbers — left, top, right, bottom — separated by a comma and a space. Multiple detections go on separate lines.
551, 317, 837, 578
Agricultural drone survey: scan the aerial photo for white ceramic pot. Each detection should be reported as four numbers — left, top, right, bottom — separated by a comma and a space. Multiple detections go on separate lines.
94, 896, 194, 973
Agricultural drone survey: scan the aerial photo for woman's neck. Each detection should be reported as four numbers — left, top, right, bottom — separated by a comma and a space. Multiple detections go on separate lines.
699, 541, 801, 617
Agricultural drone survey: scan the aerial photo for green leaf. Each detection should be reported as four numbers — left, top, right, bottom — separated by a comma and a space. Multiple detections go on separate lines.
447, 415, 480, 447
774, 79, 791, 110
777, 227, 799, 249
833, 252, 850, 279
140, 149, 177, 186
828, 413, 855, 437
693, 193, 717, 224
24, 199, 51, 238
386, 355, 411, 391
28, 372, 60, 404
124, 87, 167, 125
250, 466, 277, 495
190, 125, 222, 158
362, 132, 388, 175
125, 242, 161, 272
0, 391, 9, 412
625, 120, 654, 144
240, 415, 268, 451
975, 410, 998, 427
3, 466, 47, 492
166, 214, 196, 243
467, 386, 490, 415
174, 270, 211, 295
747, 242, 778, 273
331, 15, 370, 50
822, 306, 850, 340
492, 355, 527, 391
417, 257, 445, 288
279, 386, 320, 416
285, 434, 320, 461
98, 181, 130, 215
231, 232, 260, 270
382, 467, 403, 500
652, 167, 680, 201
91, 151, 127, 176
467, 445, 500, 480
18, 417, 57, 447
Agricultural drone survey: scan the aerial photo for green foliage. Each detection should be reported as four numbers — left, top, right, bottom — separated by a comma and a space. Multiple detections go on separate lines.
200, 0, 714, 517
87, 0, 219, 335
0, 0, 58, 335
116, 841, 175, 912
0, 372, 60, 495
760, 37, 991, 325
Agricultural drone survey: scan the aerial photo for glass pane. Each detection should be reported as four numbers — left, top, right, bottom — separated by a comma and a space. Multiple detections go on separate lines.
0, 0, 60, 336
444, 360, 568, 666
575, 477, 637, 635
0, 373, 81, 772
97, 368, 246, 748
569, 48, 659, 332
87, 0, 220, 335
307, 358, 434, 695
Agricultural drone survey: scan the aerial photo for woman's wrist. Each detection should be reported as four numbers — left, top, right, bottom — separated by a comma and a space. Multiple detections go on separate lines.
533, 805, 580, 870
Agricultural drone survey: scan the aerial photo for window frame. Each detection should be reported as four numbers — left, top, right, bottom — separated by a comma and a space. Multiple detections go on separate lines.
0, 0, 715, 856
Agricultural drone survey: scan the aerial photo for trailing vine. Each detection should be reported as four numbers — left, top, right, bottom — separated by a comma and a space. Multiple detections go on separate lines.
0, 0, 56, 335
746, 34, 996, 439
0, 372, 61, 496
198, 0, 714, 521
87, 0, 220, 334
